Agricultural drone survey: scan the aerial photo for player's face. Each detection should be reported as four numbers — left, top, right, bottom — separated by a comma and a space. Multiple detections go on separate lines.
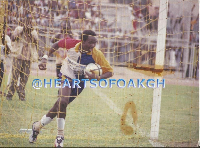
82, 36, 97, 52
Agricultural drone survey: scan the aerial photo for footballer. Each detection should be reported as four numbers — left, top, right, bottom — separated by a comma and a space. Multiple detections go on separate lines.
29, 30, 113, 147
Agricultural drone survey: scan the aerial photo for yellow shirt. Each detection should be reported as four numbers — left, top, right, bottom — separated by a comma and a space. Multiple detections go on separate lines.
61, 42, 113, 79
74, 42, 113, 74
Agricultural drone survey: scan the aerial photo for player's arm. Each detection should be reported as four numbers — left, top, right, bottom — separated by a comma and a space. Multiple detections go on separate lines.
45, 37, 80, 58
38, 41, 60, 70
49, 41, 60, 55
51, 34, 61, 43
85, 50, 114, 80
38, 38, 81, 70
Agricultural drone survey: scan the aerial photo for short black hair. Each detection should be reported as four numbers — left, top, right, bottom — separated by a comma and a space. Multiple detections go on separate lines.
81, 30, 96, 41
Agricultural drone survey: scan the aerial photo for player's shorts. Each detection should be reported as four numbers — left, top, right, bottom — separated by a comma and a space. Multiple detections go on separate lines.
60, 73, 85, 103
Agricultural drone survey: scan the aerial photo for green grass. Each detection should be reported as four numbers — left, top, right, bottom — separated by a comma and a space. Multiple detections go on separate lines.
0, 75, 198, 147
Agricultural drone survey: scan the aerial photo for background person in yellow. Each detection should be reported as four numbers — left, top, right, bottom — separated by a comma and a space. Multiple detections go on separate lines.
51, 21, 73, 80
29, 30, 113, 147
6, 17, 39, 101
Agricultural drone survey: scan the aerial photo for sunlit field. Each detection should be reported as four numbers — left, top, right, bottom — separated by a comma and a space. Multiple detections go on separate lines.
0, 74, 198, 147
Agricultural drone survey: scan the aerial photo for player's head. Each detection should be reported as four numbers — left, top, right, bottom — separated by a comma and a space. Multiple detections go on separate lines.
81, 30, 97, 52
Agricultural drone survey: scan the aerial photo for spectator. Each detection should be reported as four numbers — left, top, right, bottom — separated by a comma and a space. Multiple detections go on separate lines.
54, 11, 62, 27
0, 29, 12, 95
6, 17, 39, 101
51, 21, 73, 80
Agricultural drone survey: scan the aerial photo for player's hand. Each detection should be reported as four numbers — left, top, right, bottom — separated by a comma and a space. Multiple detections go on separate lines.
38, 58, 47, 70
85, 70, 99, 80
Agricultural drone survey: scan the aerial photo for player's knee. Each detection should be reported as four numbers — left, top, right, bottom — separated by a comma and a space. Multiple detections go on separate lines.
57, 97, 69, 108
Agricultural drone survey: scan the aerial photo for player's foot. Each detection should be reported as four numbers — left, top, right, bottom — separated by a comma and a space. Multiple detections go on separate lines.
54, 136, 64, 147
29, 121, 40, 143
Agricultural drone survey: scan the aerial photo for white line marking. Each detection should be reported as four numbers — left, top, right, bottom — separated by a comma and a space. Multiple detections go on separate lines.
92, 88, 165, 147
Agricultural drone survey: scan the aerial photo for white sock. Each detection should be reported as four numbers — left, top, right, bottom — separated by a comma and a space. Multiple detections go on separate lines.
40, 115, 53, 127
57, 118, 65, 137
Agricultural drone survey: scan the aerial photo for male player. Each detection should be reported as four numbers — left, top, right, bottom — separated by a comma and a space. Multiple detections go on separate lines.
29, 30, 113, 147
50, 21, 73, 80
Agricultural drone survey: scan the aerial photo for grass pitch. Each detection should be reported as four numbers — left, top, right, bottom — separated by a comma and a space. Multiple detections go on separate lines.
0, 74, 198, 147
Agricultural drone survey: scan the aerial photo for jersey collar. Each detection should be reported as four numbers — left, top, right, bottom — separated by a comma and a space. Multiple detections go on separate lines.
75, 42, 93, 55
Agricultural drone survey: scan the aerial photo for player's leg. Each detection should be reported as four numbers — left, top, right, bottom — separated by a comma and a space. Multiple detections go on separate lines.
68, 81, 85, 103
53, 84, 71, 147
29, 81, 72, 146
54, 81, 85, 146
56, 63, 62, 94
53, 78, 86, 146
0, 60, 4, 95
18, 60, 30, 101
6, 58, 21, 100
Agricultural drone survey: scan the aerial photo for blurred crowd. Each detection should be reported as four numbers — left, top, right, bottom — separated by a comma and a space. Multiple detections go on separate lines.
7, 0, 199, 42
5, 0, 199, 79
8, 0, 68, 27
7, 0, 109, 31
126, 0, 199, 78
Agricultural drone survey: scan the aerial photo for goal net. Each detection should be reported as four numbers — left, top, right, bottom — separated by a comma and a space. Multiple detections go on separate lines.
0, 0, 198, 147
